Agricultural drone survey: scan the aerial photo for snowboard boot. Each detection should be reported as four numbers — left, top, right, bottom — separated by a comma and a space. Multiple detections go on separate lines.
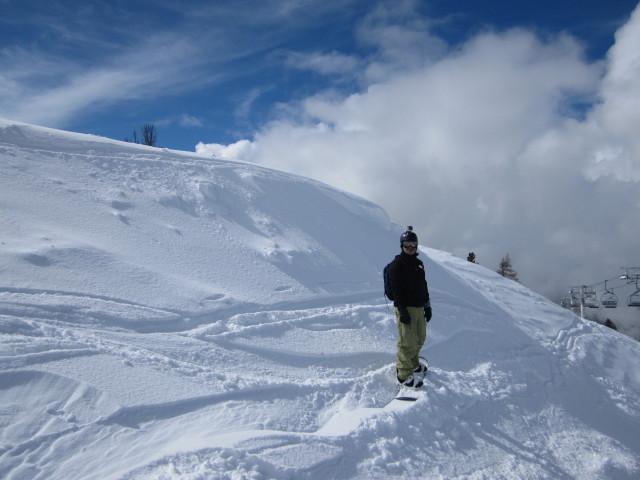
397, 374, 423, 389
414, 363, 427, 374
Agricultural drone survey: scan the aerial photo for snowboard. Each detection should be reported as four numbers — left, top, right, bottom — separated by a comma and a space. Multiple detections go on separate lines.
393, 356, 429, 402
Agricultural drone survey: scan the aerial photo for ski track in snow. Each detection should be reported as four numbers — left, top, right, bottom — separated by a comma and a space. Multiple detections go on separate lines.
3, 282, 639, 480
1, 120, 640, 479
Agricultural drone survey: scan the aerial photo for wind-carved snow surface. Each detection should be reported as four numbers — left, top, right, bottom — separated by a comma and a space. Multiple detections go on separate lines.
1, 119, 639, 479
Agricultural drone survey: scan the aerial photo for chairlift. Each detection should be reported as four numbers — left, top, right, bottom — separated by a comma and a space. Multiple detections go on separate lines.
628, 278, 640, 307
628, 291, 640, 307
601, 280, 618, 308
601, 292, 618, 308
587, 298, 600, 309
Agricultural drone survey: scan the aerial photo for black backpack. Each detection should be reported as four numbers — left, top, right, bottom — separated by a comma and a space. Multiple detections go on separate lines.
383, 262, 394, 301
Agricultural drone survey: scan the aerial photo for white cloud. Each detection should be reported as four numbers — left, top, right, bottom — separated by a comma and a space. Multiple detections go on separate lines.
0, 34, 216, 127
355, 0, 448, 82
1, 0, 346, 129
285, 51, 360, 77
178, 114, 204, 128
197, 4, 640, 301
196, 139, 256, 160
155, 114, 205, 128
234, 88, 271, 125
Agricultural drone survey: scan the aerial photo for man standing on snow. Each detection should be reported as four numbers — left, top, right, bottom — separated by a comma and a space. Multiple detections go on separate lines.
386, 226, 432, 387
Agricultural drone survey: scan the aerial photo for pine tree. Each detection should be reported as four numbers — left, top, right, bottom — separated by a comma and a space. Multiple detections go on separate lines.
467, 252, 478, 264
497, 254, 519, 282
604, 319, 618, 331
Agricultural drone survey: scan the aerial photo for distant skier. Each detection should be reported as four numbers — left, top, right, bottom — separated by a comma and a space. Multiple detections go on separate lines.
385, 226, 432, 387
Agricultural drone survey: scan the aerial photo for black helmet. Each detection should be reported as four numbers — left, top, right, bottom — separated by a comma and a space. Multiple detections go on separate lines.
400, 226, 418, 246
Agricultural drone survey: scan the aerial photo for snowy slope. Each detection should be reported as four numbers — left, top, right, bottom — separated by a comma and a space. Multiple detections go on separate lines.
1, 119, 639, 480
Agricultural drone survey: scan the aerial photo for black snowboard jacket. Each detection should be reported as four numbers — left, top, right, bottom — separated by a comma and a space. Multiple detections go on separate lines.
387, 251, 431, 308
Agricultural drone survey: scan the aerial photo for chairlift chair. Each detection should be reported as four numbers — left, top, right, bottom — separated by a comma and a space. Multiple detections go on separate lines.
628, 278, 640, 307
601, 280, 618, 308
587, 298, 600, 308
628, 292, 640, 307
601, 292, 618, 308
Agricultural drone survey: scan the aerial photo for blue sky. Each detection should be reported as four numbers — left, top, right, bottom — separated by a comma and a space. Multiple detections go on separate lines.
2, 0, 640, 309
1, 0, 637, 150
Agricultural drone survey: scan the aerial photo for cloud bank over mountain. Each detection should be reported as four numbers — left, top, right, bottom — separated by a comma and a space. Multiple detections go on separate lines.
197, 3, 640, 304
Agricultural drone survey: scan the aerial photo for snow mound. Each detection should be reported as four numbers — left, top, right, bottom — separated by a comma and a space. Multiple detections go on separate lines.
0, 118, 396, 325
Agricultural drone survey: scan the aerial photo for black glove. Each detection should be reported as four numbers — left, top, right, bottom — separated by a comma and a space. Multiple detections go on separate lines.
424, 302, 432, 322
398, 306, 411, 325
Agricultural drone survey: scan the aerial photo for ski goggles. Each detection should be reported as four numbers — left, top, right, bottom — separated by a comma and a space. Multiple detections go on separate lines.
402, 242, 418, 248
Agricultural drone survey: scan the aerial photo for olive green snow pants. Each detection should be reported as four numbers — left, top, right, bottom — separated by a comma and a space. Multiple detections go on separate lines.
395, 306, 427, 381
